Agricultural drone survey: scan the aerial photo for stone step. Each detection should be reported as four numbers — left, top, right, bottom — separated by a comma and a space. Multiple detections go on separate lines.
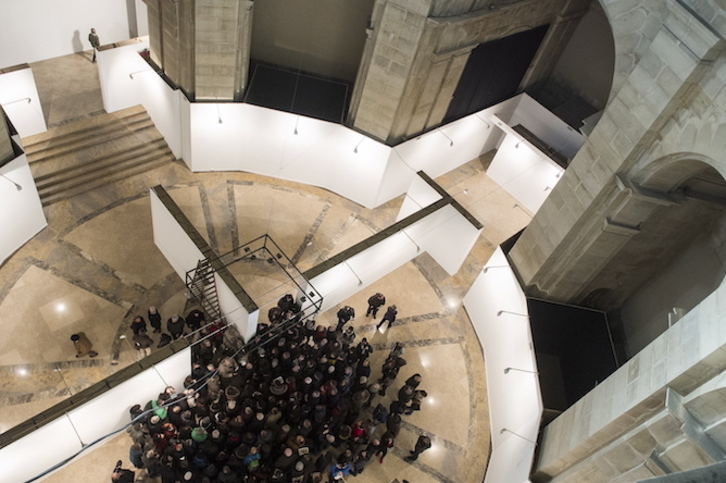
25, 115, 156, 164
21, 104, 147, 152
33, 138, 169, 184
40, 150, 175, 206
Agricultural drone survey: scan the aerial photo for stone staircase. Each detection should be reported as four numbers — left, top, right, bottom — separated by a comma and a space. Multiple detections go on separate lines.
22, 105, 175, 205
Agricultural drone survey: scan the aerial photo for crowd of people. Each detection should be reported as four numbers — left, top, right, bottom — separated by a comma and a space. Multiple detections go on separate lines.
113, 292, 432, 482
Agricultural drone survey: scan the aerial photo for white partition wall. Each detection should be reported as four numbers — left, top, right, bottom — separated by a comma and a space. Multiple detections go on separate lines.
0, 348, 191, 483
151, 188, 256, 341
150, 189, 205, 279
0, 153, 48, 265
97, 38, 185, 159
396, 175, 443, 221
464, 248, 542, 483
487, 132, 564, 214
214, 272, 257, 342
0, 67, 47, 137
311, 202, 482, 312
486, 94, 585, 214
190, 103, 392, 208
98, 47, 585, 213
0, 0, 131, 68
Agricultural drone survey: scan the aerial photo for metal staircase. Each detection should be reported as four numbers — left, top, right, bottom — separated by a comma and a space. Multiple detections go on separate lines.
184, 259, 224, 326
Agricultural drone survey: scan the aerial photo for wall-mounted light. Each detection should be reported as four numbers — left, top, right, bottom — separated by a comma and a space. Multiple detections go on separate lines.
128, 69, 153, 80
496, 310, 529, 318
294, 116, 300, 135
500, 428, 537, 445
0, 97, 31, 107
483, 265, 509, 273
437, 129, 454, 147
344, 261, 363, 286
216, 100, 223, 124
504, 367, 539, 375
401, 229, 421, 253
515, 142, 520, 149
0, 173, 22, 191
353, 136, 365, 153
474, 114, 491, 129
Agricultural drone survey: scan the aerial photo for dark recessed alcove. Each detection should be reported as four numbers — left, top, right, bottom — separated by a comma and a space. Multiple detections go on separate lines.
527, 298, 618, 421
245, 61, 350, 124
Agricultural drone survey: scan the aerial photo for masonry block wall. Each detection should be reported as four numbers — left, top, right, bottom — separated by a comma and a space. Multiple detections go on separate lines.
0, 114, 13, 164
143, 0, 253, 100
509, 0, 725, 304
509, 0, 726, 480
349, 0, 579, 144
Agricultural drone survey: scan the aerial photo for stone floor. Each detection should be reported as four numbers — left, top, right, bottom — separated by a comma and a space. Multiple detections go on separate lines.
1, 52, 533, 483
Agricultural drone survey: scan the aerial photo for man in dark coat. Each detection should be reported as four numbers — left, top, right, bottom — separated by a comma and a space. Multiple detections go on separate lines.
167, 314, 185, 339
405, 435, 432, 461
366, 292, 386, 318
376, 305, 397, 332
336, 305, 355, 331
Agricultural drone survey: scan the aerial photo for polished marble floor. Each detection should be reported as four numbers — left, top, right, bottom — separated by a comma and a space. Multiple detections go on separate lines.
1, 53, 533, 483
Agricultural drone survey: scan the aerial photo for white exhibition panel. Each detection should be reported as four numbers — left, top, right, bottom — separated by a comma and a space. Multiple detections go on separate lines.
409, 205, 482, 276
0, 67, 47, 137
97, 37, 184, 159
189, 103, 391, 208
150, 189, 205, 279
0, 416, 80, 483
487, 130, 564, 214
1, 348, 191, 483
396, 175, 443, 221
0, 155, 48, 266
96, 49, 579, 213
509, 94, 584, 160
97, 38, 150, 113
0, 0, 131, 68
214, 272, 254, 342
463, 248, 542, 483
312, 203, 480, 311
64, 348, 192, 448
310, 233, 419, 313
394, 107, 500, 179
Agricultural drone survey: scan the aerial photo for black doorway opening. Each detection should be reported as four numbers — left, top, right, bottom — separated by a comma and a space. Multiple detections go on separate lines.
444, 24, 549, 123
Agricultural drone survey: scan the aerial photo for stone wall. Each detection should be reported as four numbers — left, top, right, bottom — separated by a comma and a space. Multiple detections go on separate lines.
512, 1, 726, 480
142, 0, 253, 100
509, 0, 725, 303
533, 271, 726, 480
349, 0, 576, 144
0, 111, 13, 165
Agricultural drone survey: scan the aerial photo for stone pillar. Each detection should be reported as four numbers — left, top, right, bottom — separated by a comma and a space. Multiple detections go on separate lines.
517, 0, 591, 94
509, 1, 725, 303
143, 0, 163, 68
0, 110, 14, 164
348, 0, 432, 142
141, 0, 254, 101
195, 0, 253, 100
349, 0, 568, 144
233, 0, 253, 100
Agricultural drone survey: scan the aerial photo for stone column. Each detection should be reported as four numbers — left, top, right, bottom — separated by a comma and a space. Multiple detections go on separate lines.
233, 0, 254, 101
517, 0, 591, 94
0, 110, 14, 164
348, 0, 432, 142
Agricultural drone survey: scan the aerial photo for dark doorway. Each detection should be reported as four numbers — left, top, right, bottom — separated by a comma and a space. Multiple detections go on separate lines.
444, 25, 549, 123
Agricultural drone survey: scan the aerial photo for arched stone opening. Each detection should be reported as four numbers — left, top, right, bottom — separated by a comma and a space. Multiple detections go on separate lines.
580, 155, 726, 359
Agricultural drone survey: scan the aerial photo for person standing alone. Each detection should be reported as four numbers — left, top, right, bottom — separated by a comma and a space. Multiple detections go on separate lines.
88, 28, 100, 62
366, 292, 386, 318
